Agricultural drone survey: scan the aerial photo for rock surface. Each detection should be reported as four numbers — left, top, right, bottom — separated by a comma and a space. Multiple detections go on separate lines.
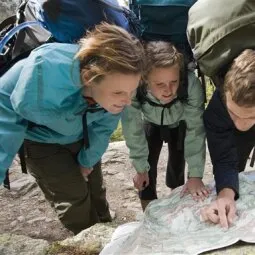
0, 233, 49, 255
0, 142, 254, 254
0, 0, 19, 22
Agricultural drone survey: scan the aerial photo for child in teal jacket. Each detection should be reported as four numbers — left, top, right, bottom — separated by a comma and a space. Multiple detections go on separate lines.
0, 23, 145, 233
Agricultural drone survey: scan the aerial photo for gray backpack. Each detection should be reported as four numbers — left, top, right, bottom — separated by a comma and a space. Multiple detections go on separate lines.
187, 0, 255, 85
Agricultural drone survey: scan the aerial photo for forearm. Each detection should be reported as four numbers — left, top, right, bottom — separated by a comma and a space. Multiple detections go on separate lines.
123, 126, 150, 173
184, 74, 206, 178
0, 112, 27, 184
185, 127, 206, 178
122, 104, 150, 173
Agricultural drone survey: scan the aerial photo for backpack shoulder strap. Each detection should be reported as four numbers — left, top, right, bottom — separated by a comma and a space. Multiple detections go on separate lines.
251, 147, 255, 167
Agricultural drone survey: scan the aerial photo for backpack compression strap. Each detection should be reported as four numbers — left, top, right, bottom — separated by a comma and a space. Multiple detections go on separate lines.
0, 21, 45, 54
251, 146, 255, 167
3, 144, 27, 190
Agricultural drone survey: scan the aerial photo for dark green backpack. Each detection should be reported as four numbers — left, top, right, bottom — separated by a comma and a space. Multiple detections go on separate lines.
187, 0, 255, 167
129, 0, 197, 62
187, 0, 255, 85
129, 0, 205, 105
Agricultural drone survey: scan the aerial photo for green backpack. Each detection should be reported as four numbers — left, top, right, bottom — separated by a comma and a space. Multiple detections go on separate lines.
187, 0, 255, 84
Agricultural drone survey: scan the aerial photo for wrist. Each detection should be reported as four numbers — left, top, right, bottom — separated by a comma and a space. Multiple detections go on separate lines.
136, 169, 149, 174
137, 171, 148, 175
218, 188, 235, 200
188, 177, 202, 180
80, 166, 93, 171
188, 172, 203, 179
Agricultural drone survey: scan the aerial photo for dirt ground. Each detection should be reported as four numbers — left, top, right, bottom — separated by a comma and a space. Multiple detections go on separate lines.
0, 142, 253, 243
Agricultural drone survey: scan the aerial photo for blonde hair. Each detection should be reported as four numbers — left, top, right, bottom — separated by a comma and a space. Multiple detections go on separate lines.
75, 22, 145, 84
224, 49, 255, 107
144, 41, 184, 80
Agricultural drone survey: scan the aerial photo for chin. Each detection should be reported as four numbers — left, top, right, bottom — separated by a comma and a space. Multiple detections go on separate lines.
108, 107, 123, 114
236, 126, 253, 132
161, 98, 173, 104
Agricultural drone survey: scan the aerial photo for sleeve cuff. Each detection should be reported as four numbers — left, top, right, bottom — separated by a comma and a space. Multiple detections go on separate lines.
216, 185, 239, 200
214, 167, 239, 200
133, 161, 150, 173
188, 168, 204, 178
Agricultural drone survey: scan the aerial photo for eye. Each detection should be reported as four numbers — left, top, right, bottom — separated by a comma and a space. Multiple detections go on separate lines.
171, 80, 178, 85
113, 91, 124, 95
156, 83, 165, 87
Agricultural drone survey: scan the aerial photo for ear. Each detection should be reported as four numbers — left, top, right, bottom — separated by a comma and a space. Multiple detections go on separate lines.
82, 70, 93, 87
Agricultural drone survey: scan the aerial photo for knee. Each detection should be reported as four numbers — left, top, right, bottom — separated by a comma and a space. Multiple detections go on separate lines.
55, 198, 98, 234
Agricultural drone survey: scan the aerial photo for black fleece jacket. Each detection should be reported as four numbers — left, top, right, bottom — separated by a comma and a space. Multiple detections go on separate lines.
204, 90, 255, 199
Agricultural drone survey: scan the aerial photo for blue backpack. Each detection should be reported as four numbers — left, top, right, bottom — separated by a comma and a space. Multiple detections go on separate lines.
0, 0, 140, 75
129, 0, 197, 61
41, 0, 140, 43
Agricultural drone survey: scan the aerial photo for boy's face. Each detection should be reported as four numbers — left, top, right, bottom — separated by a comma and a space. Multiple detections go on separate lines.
147, 65, 180, 104
226, 92, 255, 131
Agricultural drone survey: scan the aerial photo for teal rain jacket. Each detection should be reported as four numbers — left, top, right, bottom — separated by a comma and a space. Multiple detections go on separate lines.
0, 43, 120, 183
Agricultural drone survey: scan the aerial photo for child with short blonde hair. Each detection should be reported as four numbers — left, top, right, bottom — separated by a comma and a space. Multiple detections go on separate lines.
122, 41, 209, 210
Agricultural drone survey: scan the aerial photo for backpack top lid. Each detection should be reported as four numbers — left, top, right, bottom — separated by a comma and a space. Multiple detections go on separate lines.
40, 0, 131, 43
130, 0, 196, 6
187, 0, 255, 79
129, 0, 197, 62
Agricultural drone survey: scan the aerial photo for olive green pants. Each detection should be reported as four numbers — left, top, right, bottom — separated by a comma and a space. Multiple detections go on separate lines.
24, 139, 111, 234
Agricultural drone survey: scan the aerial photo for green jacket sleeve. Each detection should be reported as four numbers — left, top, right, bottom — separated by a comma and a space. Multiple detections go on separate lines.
121, 97, 150, 173
184, 73, 206, 178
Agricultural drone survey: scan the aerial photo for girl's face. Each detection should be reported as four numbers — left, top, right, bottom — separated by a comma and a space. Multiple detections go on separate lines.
147, 65, 180, 104
84, 72, 141, 114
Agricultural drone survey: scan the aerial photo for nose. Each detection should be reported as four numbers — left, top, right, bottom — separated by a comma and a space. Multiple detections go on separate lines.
165, 84, 173, 95
123, 94, 132, 106
234, 118, 250, 131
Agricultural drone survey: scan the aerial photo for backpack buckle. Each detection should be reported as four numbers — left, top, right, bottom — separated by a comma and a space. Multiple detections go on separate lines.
0, 45, 12, 69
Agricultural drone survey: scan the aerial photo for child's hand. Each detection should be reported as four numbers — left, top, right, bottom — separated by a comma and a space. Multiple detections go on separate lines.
181, 177, 210, 201
80, 166, 93, 182
133, 172, 149, 191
